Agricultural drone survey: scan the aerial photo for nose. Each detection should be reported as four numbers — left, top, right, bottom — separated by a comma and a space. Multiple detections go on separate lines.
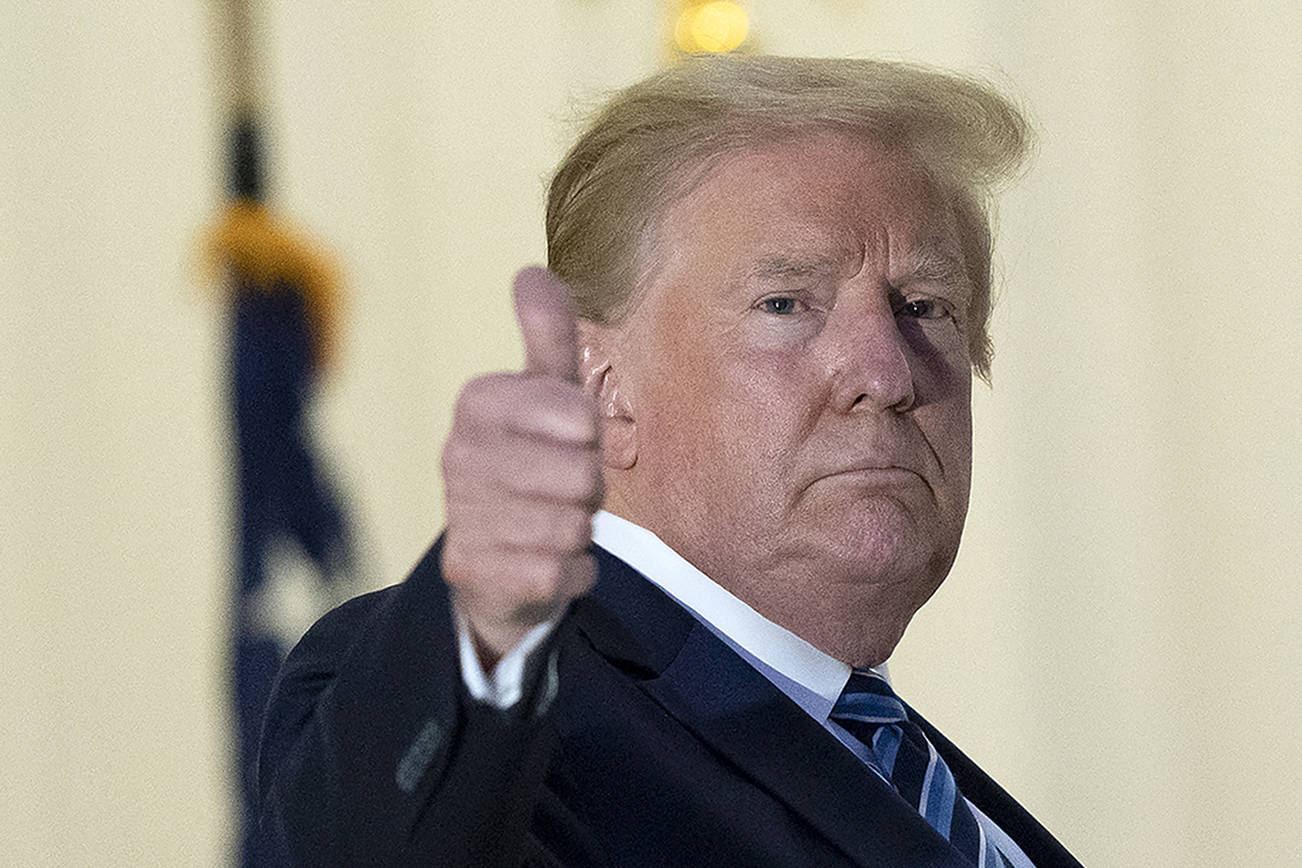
826, 306, 916, 414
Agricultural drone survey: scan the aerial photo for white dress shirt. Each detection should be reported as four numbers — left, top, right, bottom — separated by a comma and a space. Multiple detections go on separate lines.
458, 510, 1034, 867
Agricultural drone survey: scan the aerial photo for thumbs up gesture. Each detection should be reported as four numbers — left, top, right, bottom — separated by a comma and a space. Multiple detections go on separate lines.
440, 267, 603, 663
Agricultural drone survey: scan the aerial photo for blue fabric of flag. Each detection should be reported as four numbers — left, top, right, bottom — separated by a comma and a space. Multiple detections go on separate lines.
230, 275, 353, 867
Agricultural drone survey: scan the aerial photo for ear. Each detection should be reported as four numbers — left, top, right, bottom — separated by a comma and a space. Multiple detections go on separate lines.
578, 320, 637, 470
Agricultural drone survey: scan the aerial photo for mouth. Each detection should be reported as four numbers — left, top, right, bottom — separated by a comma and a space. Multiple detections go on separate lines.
818, 466, 925, 486
804, 460, 935, 501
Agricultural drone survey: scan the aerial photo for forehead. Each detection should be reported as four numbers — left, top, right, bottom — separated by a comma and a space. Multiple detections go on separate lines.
651, 131, 963, 276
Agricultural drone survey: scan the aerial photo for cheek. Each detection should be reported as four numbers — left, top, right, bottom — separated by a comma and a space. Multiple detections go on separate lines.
645, 343, 819, 479
920, 387, 973, 505
633, 327, 731, 470
709, 351, 834, 500
902, 327, 972, 485
902, 322, 971, 404
900, 317, 964, 361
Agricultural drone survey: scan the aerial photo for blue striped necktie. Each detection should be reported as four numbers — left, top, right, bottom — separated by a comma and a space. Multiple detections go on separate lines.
831, 669, 1011, 868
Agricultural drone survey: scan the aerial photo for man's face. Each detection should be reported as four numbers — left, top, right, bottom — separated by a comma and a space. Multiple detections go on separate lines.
605, 131, 974, 641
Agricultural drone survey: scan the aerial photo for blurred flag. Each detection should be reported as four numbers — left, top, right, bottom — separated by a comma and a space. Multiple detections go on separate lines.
200, 3, 357, 863
201, 113, 357, 868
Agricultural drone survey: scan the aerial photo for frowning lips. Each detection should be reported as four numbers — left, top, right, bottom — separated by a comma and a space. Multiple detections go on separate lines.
804, 457, 934, 496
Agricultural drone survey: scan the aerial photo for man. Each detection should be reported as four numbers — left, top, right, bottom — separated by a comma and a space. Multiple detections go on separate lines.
258, 55, 1084, 866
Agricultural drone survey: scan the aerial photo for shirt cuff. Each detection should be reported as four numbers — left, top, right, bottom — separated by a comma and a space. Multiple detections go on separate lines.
455, 609, 561, 710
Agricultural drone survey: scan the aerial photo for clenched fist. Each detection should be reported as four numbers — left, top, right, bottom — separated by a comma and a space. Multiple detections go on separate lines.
440, 267, 604, 664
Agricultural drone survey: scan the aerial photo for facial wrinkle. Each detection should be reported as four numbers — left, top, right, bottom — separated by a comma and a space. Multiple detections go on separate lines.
882, 222, 897, 289
852, 236, 869, 283
749, 253, 840, 283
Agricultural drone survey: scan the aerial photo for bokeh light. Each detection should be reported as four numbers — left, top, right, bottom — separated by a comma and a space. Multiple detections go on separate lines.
674, 1, 749, 54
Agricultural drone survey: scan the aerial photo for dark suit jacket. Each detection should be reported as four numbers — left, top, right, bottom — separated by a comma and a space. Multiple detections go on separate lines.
257, 541, 1083, 867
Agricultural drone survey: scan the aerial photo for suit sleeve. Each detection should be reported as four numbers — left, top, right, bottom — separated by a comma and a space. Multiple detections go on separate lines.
255, 538, 561, 867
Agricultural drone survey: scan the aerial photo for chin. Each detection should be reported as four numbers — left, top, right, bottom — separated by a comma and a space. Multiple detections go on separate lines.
797, 506, 956, 589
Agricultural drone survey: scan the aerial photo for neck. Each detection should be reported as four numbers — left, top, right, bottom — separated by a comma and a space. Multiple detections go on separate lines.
695, 557, 923, 668
601, 495, 933, 668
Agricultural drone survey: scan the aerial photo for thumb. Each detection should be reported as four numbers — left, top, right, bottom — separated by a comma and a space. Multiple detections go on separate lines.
513, 266, 579, 382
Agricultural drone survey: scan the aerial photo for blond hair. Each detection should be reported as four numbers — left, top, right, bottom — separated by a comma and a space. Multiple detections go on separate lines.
546, 54, 1033, 380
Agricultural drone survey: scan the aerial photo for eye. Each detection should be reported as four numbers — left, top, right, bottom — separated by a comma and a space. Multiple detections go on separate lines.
897, 298, 948, 320
759, 296, 803, 315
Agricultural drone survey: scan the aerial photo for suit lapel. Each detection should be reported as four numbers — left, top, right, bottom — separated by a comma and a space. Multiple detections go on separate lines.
579, 550, 972, 868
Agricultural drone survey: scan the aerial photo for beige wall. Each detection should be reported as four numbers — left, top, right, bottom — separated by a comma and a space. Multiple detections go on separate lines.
4, 1, 1299, 864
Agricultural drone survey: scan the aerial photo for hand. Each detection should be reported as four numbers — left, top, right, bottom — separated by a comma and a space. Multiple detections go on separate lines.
440, 267, 603, 665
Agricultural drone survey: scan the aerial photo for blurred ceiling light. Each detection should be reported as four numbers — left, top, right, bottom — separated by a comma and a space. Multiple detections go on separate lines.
675, 1, 749, 54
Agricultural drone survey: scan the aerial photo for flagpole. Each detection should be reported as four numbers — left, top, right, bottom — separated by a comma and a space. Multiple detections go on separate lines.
201, 3, 355, 864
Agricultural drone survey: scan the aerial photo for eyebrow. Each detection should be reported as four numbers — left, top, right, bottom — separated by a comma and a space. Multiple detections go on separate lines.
901, 249, 971, 290
743, 249, 973, 292
746, 254, 842, 281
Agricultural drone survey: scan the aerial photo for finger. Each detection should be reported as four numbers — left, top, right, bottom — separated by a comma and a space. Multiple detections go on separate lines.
488, 434, 604, 506
450, 499, 595, 556
514, 266, 579, 382
444, 429, 603, 507
454, 373, 597, 445
466, 550, 596, 614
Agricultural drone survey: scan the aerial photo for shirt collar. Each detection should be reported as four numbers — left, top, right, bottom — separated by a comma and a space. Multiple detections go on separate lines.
592, 510, 889, 721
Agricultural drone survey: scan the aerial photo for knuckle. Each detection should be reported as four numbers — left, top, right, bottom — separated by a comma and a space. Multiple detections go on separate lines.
554, 450, 602, 500
537, 389, 597, 442
440, 437, 458, 472
517, 558, 564, 602
571, 555, 597, 594
496, 504, 589, 552
454, 372, 517, 421
561, 513, 593, 550
440, 436, 473, 477
561, 477, 592, 505
558, 553, 596, 598
560, 458, 604, 506
503, 517, 544, 550
540, 506, 589, 551
581, 458, 605, 503
565, 408, 599, 444
452, 376, 489, 416
536, 407, 579, 441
